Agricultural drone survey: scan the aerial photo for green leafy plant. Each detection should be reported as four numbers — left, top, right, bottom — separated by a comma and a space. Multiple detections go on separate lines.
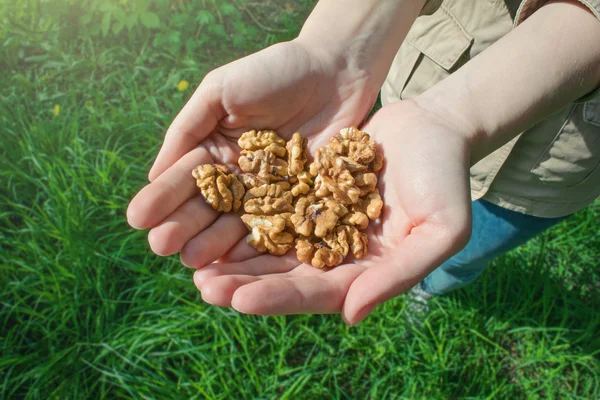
1, 0, 312, 70
78, 0, 161, 37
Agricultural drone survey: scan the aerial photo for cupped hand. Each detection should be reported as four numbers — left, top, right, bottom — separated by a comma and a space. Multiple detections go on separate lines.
127, 40, 379, 268
192, 100, 474, 325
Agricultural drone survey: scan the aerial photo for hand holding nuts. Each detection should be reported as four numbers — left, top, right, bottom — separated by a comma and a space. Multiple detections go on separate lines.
192, 127, 384, 269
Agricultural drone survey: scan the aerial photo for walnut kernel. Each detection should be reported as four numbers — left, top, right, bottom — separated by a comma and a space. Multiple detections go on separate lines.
290, 171, 313, 196
243, 183, 294, 215
354, 172, 378, 196
238, 129, 287, 157
286, 132, 308, 176
313, 169, 360, 205
342, 189, 383, 228
291, 196, 348, 238
309, 147, 361, 204
370, 151, 384, 172
241, 213, 295, 255
329, 126, 376, 165
295, 225, 367, 269
238, 149, 288, 182
192, 164, 245, 212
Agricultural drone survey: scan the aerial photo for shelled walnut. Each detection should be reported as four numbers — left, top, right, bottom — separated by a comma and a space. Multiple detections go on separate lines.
192, 164, 245, 212
243, 183, 294, 215
342, 189, 383, 228
370, 151, 384, 172
238, 172, 268, 189
295, 225, 368, 269
291, 195, 348, 238
329, 126, 376, 165
238, 129, 287, 157
238, 149, 288, 182
289, 171, 312, 196
309, 147, 362, 205
193, 126, 383, 269
241, 213, 296, 255
286, 132, 308, 176
353, 172, 378, 196
313, 169, 361, 205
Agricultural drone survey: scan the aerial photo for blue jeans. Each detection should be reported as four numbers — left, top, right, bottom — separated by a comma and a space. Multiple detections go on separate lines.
421, 199, 567, 296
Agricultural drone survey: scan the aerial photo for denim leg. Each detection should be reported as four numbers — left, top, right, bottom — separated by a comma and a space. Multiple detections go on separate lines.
422, 199, 566, 295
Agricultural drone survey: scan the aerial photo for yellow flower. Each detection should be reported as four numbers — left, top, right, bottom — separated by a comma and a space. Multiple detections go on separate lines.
53, 104, 60, 117
177, 80, 190, 92
84, 100, 93, 109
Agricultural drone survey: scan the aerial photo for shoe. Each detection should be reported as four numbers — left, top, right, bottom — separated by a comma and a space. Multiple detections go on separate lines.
404, 283, 433, 329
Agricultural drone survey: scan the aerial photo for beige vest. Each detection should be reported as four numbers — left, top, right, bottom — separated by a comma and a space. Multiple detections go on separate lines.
382, 0, 600, 218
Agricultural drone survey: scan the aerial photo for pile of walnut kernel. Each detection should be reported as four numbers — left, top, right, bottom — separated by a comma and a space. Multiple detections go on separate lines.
191, 127, 384, 269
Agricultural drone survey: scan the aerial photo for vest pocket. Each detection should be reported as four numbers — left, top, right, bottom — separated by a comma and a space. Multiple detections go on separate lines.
406, 5, 473, 71
384, 4, 473, 102
531, 97, 600, 187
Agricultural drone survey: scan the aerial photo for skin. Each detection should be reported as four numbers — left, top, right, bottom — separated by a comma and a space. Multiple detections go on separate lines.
128, 0, 600, 325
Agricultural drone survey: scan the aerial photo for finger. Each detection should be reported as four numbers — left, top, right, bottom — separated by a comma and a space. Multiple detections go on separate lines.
343, 218, 470, 326
196, 262, 331, 309
194, 264, 323, 307
180, 213, 247, 268
149, 72, 226, 181
197, 275, 260, 308
194, 253, 300, 284
197, 265, 325, 308
230, 264, 366, 315
127, 146, 213, 229
218, 236, 260, 263
147, 196, 219, 256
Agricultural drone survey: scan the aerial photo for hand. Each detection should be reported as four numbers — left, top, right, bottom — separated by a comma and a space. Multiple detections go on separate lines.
192, 99, 473, 325
127, 40, 379, 267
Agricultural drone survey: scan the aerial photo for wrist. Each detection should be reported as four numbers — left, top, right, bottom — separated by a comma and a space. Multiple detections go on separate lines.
292, 34, 382, 91
295, 0, 426, 90
413, 85, 483, 165
365, 98, 475, 171
290, 35, 385, 112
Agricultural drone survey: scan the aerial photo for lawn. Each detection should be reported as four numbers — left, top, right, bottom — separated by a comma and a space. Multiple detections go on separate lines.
1, 1, 599, 398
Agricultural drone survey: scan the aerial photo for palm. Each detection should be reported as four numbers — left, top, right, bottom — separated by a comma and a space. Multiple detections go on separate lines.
189, 101, 473, 324
203, 41, 377, 152
126, 41, 379, 295
151, 40, 377, 173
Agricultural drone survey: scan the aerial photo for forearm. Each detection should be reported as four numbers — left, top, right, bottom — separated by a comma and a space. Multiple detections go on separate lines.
415, 0, 600, 164
296, 0, 426, 87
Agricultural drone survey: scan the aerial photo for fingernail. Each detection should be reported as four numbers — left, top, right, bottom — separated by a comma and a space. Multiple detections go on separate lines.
148, 166, 156, 182
350, 302, 378, 326
126, 205, 142, 230
193, 270, 211, 286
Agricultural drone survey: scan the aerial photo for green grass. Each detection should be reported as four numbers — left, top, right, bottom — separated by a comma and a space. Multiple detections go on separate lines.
2, 2, 600, 399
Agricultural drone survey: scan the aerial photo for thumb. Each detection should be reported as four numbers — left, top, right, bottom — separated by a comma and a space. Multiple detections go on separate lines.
342, 212, 471, 325
148, 70, 225, 182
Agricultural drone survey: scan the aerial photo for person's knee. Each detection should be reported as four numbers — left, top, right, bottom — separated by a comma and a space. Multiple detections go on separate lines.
439, 249, 490, 275
423, 257, 488, 294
